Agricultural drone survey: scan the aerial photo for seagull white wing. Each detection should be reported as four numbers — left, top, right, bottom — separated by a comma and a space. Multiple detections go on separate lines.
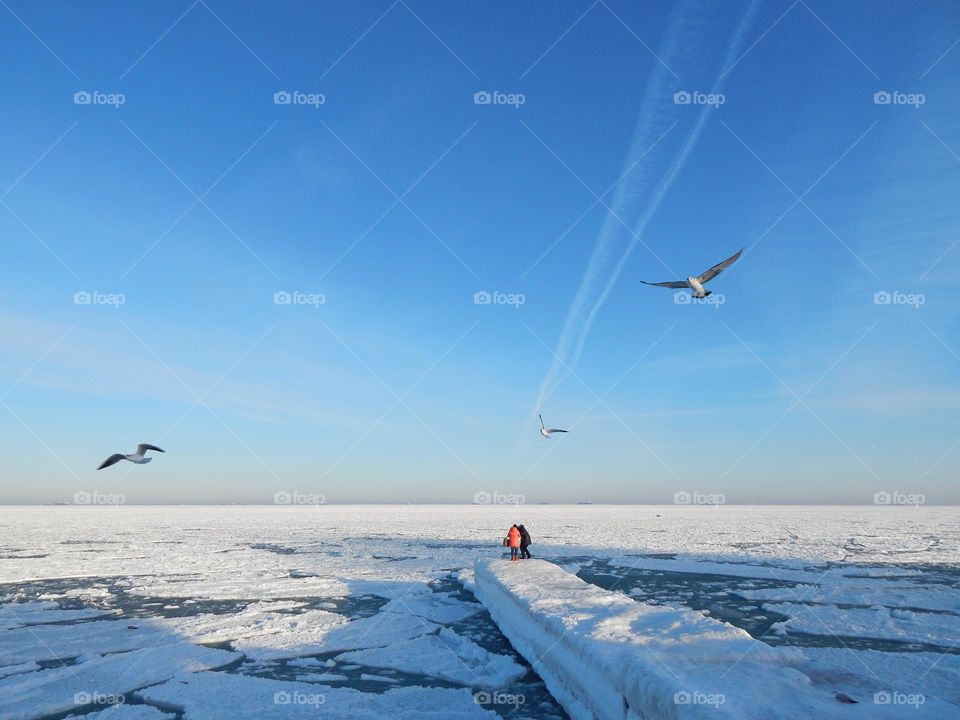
538, 414, 545, 430
547, 429, 569, 434
137, 444, 165, 455
640, 280, 688, 289
98, 454, 126, 470
697, 248, 743, 284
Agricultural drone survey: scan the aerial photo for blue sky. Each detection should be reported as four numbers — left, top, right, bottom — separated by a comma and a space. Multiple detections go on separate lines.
1, 0, 958, 504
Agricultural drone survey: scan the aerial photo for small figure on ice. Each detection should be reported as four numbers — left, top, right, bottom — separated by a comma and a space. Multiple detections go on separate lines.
505, 524, 521, 561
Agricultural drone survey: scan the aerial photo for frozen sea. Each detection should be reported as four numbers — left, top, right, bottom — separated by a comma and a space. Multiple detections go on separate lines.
0, 505, 957, 719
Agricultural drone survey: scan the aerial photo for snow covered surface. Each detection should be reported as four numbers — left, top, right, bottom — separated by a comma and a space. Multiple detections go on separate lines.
0, 505, 956, 719
476, 558, 843, 719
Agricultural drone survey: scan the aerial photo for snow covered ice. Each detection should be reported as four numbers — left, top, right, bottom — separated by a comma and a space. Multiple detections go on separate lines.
0, 504, 957, 719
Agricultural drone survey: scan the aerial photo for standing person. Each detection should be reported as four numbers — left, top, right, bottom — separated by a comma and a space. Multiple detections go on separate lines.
507, 524, 521, 561
518, 524, 532, 559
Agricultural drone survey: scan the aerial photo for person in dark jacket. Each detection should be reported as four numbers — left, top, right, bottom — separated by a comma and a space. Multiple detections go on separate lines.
518, 524, 532, 559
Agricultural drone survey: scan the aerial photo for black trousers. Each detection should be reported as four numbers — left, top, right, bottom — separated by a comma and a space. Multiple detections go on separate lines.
520, 545, 531, 559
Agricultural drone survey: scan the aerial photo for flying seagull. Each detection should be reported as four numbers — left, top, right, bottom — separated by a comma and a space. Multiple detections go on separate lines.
98, 444, 165, 470
641, 248, 743, 298
539, 414, 568, 439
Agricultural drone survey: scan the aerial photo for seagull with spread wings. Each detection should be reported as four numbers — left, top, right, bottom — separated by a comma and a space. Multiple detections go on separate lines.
641, 248, 743, 298
539, 414, 568, 439
98, 444, 166, 470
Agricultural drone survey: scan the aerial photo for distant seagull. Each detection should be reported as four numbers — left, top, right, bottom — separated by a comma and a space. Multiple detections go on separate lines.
641, 248, 743, 298
539, 414, 568, 439
98, 444, 165, 470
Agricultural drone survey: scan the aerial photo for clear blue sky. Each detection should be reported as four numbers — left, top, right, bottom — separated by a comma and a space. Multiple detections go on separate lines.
1, 0, 958, 504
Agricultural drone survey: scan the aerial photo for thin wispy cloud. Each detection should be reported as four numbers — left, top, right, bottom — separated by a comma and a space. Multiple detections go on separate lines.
534, 0, 763, 415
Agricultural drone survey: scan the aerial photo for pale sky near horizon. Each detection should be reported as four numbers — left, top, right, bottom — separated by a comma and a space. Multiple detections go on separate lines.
1, 0, 959, 505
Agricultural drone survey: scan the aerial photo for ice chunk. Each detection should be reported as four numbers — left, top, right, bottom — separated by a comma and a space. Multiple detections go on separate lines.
790, 647, 960, 711
158, 602, 329, 646
762, 602, 960, 647
380, 592, 479, 624
337, 627, 525, 688
233, 610, 438, 661
0, 642, 238, 720
0, 620, 169, 665
360, 673, 399, 683
137, 671, 500, 718
84, 704, 176, 719
0, 601, 118, 629
296, 672, 348, 683
0, 661, 39, 680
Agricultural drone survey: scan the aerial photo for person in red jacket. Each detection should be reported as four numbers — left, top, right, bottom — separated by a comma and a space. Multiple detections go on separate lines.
507, 525, 521, 561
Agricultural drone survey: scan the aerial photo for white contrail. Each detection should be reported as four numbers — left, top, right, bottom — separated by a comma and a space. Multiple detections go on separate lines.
533, 0, 762, 416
